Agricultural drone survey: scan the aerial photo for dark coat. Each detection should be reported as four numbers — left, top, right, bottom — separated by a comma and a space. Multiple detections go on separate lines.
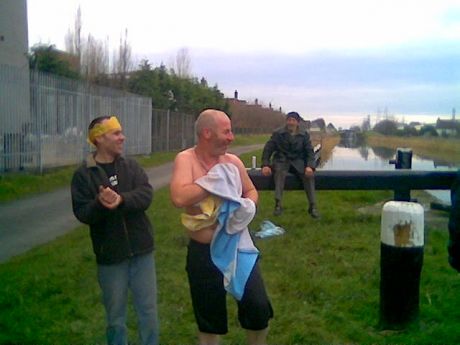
448, 170, 460, 271
71, 154, 154, 265
261, 126, 316, 174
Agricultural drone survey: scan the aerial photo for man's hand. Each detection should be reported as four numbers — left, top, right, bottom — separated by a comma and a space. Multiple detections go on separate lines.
304, 167, 314, 176
98, 186, 123, 209
261, 166, 272, 176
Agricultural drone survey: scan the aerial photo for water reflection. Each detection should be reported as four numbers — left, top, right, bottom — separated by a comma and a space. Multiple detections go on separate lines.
339, 130, 365, 148
319, 136, 458, 204
371, 146, 395, 160
320, 145, 400, 170
321, 138, 455, 171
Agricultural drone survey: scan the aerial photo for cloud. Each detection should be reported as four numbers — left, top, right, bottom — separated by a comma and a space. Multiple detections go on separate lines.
186, 42, 459, 118
27, 0, 460, 127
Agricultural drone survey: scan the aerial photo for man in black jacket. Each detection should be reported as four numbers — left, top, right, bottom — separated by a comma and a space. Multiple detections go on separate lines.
71, 116, 158, 345
261, 111, 319, 218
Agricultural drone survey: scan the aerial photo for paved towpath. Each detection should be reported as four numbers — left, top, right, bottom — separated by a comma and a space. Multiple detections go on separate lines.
0, 144, 263, 263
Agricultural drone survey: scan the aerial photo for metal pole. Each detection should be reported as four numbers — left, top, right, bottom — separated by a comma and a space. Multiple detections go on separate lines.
166, 109, 170, 152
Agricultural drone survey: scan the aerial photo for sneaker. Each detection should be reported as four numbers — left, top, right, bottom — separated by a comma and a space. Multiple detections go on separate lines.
308, 206, 320, 219
273, 205, 283, 216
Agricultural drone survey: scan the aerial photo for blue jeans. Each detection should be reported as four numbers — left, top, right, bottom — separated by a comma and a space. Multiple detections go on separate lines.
97, 252, 159, 345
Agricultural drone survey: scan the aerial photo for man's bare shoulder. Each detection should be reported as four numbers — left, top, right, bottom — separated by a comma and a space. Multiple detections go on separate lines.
222, 153, 246, 168
175, 148, 194, 160
222, 152, 240, 162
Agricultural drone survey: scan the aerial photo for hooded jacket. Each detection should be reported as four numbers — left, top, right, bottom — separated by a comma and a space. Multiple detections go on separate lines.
71, 154, 154, 264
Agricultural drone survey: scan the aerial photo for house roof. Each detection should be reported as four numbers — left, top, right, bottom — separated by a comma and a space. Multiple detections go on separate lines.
436, 119, 460, 130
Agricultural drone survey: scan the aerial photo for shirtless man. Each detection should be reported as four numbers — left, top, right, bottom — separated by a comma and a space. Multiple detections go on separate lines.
170, 109, 273, 345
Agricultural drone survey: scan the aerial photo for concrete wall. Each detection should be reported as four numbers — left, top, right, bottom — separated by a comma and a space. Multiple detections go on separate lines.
0, 0, 29, 68
0, 0, 31, 134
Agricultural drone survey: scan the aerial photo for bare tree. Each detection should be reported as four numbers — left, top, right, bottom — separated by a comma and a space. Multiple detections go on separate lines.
64, 6, 82, 73
174, 47, 192, 78
112, 28, 133, 89
81, 34, 109, 81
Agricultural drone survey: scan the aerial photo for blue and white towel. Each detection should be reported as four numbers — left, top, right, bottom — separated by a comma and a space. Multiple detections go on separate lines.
195, 163, 259, 300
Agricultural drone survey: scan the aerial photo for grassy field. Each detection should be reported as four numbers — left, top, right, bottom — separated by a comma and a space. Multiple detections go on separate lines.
1, 180, 458, 344
366, 133, 460, 164
1, 134, 458, 344
1, 147, 459, 344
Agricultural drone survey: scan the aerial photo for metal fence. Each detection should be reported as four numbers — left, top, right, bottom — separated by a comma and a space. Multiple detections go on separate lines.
1, 64, 152, 173
152, 108, 196, 152
1, 64, 276, 174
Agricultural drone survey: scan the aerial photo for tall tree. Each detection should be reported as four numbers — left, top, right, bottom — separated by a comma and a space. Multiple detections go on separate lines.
373, 119, 398, 136
64, 6, 82, 73
113, 28, 133, 89
174, 47, 192, 78
81, 34, 109, 81
29, 44, 79, 79
128, 60, 228, 114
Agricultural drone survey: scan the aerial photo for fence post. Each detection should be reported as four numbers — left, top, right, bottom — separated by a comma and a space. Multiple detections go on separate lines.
166, 109, 170, 152
379, 201, 424, 329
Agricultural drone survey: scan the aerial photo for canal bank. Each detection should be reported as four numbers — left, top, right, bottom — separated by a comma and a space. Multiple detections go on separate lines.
366, 133, 460, 165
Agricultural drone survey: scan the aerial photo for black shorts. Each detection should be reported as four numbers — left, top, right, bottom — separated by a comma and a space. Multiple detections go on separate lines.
186, 239, 273, 334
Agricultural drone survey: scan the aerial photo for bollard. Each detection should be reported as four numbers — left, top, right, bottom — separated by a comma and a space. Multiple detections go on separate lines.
389, 148, 413, 201
395, 148, 413, 169
389, 148, 413, 169
380, 201, 424, 329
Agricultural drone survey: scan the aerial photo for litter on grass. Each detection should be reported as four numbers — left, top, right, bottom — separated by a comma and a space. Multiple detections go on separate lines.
254, 220, 285, 239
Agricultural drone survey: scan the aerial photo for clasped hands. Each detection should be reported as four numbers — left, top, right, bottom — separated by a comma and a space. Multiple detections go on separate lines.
261, 166, 314, 176
98, 186, 122, 209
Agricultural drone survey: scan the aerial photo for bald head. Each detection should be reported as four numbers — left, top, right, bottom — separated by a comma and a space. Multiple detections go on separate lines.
195, 109, 229, 138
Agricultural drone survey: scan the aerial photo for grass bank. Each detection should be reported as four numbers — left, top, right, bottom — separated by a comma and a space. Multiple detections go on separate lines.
0, 135, 269, 203
1, 179, 458, 344
366, 133, 460, 164
317, 134, 341, 167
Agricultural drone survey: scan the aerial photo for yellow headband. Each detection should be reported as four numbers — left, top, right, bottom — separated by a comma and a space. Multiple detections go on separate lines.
88, 116, 122, 145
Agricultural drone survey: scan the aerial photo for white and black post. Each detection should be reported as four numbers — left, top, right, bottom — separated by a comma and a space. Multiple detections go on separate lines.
380, 201, 424, 329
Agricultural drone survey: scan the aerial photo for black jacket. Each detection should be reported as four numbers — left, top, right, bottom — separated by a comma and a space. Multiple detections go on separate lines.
71, 154, 154, 265
448, 171, 460, 271
261, 126, 316, 174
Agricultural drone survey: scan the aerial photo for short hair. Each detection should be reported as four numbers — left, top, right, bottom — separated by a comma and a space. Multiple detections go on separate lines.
195, 109, 219, 138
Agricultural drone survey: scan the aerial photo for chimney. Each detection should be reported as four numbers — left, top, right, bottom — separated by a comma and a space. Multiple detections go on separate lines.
234, 90, 238, 100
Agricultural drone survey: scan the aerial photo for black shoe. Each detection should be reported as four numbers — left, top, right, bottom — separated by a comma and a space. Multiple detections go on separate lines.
308, 206, 320, 219
273, 205, 283, 216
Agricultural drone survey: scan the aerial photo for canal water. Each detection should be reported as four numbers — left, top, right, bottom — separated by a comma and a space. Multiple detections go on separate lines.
318, 140, 458, 205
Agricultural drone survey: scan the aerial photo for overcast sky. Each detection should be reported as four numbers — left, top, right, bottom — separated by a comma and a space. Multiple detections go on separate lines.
27, 0, 460, 128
